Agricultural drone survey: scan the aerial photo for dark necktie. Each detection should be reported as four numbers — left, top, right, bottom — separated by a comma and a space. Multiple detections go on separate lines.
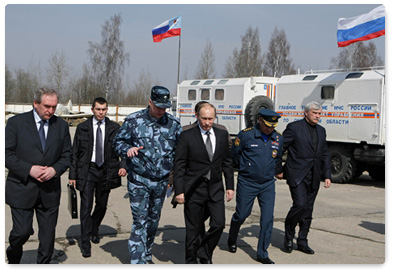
38, 120, 46, 151
205, 131, 213, 179
96, 121, 104, 167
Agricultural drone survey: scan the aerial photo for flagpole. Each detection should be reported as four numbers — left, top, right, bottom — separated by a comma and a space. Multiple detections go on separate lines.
177, 33, 181, 84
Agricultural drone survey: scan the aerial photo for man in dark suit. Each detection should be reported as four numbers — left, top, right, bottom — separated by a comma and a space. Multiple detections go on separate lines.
5, 88, 71, 264
278, 101, 331, 255
173, 103, 234, 264
69, 97, 127, 258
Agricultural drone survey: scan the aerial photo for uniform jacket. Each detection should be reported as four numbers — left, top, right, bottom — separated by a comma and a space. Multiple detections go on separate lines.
69, 116, 126, 191
282, 118, 331, 190
5, 110, 71, 209
232, 124, 283, 183
173, 125, 234, 202
113, 107, 182, 181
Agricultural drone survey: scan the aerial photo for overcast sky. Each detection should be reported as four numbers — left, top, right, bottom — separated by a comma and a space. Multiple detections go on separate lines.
4, 1, 388, 95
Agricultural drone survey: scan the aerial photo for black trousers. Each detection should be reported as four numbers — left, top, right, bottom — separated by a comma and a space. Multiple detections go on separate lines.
80, 163, 110, 251
7, 199, 59, 264
184, 180, 225, 264
284, 170, 319, 247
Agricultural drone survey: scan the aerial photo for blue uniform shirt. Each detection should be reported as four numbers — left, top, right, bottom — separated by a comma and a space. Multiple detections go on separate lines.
113, 107, 182, 182
232, 123, 283, 183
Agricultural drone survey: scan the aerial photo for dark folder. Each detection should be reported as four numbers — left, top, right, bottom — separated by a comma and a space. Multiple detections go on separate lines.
67, 184, 78, 219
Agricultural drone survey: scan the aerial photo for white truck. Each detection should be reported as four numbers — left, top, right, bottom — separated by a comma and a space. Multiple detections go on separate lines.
176, 68, 385, 183
176, 77, 279, 136
274, 68, 385, 183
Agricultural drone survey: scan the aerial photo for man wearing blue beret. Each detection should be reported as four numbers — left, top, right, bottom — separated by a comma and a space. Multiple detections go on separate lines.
227, 108, 283, 264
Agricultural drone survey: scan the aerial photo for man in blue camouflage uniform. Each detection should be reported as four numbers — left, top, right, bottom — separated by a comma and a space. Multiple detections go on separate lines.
113, 86, 182, 264
227, 109, 283, 264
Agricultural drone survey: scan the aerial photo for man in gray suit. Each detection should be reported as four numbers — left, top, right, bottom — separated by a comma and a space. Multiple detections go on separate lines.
5, 88, 71, 264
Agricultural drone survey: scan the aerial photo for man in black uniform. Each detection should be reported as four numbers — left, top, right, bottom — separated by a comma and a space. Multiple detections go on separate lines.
278, 101, 331, 255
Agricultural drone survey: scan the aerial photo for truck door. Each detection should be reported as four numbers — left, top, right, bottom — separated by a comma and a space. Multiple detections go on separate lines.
348, 103, 379, 142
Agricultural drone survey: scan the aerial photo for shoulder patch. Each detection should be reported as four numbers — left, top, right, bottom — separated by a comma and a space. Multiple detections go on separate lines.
242, 127, 253, 132
234, 137, 240, 146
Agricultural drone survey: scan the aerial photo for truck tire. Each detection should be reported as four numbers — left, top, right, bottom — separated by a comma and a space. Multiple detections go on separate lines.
244, 96, 274, 128
329, 145, 356, 183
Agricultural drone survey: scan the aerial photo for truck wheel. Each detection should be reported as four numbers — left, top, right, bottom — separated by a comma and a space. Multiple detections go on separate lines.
329, 145, 356, 183
244, 96, 274, 128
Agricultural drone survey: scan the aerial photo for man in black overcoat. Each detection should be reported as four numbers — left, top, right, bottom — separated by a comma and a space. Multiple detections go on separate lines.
69, 97, 126, 258
278, 101, 331, 255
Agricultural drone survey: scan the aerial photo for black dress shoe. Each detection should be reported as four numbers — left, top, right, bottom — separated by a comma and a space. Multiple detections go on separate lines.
199, 258, 213, 264
297, 245, 315, 254
91, 235, 100, 244
6, 246, 21, 264
227, 239, 237, 253
283, 239, 293, 253
257, 257, 275, 264
82, 248, 91, 258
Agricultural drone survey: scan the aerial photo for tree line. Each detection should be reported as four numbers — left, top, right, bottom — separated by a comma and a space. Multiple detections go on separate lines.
5, 14, 384, 105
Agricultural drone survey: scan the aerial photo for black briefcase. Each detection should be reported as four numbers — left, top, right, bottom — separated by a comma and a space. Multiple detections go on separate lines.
67, 184, 78, 219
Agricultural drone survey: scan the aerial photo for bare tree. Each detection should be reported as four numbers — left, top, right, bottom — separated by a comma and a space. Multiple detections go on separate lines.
47, 50, 70, 98
5, 64, 16, 103
124, 69, 158, 106
87, 13, 130, 102
14, 68, 40, 103
195, 40, 216, 79
263, 27, 296, 77
71, 63, 102, 105
330, 41, 384, 69
224, 26, 264, 78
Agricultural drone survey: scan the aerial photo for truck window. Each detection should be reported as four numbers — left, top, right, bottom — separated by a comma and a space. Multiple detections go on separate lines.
321, 86, 335, 100
215, 89, 224, 100
218, 79, 228, 84
201, 89, 210, 100
303, 75, 318, 81
346, 72, 363, 79
188, 89, 197, 100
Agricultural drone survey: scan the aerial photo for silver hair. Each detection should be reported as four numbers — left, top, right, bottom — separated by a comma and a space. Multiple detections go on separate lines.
33, 87, 59, 104
304, 101, 322, 112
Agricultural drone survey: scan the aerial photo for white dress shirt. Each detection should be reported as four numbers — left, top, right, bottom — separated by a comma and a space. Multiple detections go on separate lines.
91, 118, 106, 163
198, 124, 216, 154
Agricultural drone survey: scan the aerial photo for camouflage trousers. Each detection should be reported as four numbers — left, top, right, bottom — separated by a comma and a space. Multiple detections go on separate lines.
127, 176, 168, 264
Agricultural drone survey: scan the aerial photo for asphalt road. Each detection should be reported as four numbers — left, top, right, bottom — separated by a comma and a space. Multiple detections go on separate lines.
4, 126, 387, 267
4, 170, 385, 266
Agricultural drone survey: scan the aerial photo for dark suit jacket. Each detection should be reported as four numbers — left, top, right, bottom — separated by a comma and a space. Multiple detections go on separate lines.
5, 110, 72, 209
282, 118, 331, 190
69, 117, 126, 191
173, 126, 234, 202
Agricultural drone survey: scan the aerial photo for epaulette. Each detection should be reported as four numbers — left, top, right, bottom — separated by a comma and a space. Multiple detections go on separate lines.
275, 130, 282, 135
242, 127, 253, 132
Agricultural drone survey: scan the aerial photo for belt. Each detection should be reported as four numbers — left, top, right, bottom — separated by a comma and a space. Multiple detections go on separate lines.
136, 172, 170, 182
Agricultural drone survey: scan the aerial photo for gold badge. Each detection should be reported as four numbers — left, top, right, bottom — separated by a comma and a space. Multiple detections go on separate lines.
234, 138, 240, 146
272, 150, 277, 158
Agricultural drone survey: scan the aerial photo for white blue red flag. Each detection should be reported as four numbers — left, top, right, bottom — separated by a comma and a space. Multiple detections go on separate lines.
152, 16, 181, 43
337, 5, 385, 47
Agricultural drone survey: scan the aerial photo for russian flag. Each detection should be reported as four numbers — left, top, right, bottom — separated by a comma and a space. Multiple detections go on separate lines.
337, 5, 385, 47
152, 16, 181, 43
